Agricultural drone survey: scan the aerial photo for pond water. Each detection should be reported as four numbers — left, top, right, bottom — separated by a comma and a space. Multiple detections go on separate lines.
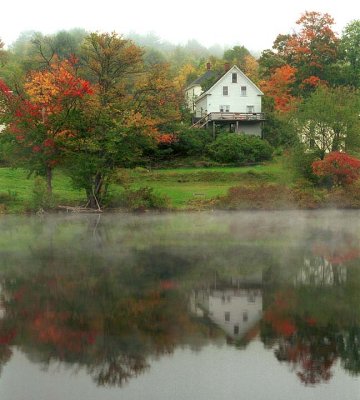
0, 211, 359, 399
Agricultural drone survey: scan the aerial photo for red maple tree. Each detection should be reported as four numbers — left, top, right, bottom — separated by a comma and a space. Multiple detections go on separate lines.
312, 152, 360, 186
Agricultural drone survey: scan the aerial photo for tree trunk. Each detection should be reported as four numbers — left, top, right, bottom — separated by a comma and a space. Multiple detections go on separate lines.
86, 172, 103, 210
45, 166, 52, 194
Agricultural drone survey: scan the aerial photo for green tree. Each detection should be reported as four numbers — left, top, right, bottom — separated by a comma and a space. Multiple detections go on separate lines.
293, 86, 360, 157
340, 20, 360, 87
223, 45, 251, 70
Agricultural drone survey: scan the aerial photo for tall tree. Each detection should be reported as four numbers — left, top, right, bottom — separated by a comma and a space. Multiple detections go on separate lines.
65, 32, 181, 209
269, 12, 340, 92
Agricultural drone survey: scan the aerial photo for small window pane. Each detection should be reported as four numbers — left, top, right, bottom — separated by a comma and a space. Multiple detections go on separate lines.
232, 73, 237, 83
223, 86, 228, 96
243, 311, 248, 322
241, 86, 247, 96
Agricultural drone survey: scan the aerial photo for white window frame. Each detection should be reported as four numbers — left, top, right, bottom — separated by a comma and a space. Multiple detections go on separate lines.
232, 73, 237, 83
241, 86, 247, 96
223, 86, 228, 96
247, 105, 255, 113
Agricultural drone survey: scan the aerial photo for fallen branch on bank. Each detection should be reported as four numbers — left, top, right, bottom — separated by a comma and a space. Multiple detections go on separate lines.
57, 205, 103, 213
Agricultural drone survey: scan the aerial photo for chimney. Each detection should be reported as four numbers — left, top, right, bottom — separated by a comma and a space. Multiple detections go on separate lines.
206, 62, 211, 70
224, 63, 230, 72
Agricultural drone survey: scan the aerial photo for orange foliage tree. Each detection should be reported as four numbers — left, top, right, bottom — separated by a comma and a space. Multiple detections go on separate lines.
260, 64, 298, 112
271, 11, 339, 91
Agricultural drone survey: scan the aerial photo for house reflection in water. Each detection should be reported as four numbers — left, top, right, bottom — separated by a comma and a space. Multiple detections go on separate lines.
295, 256, 347, 286
190, 273, 263, 341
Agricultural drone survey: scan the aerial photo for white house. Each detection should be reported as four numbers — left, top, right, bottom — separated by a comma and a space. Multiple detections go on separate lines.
185, 62, 217, 113
191, 287, 263, 340
188, 64, 265, 137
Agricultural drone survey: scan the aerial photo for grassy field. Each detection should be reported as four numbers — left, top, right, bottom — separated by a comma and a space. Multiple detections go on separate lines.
0, 158, 292, 212
0, 168, 84, 212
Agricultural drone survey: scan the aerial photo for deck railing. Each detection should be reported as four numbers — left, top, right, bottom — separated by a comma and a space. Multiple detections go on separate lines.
208, 112, 265, 121
191, 112, 265, 128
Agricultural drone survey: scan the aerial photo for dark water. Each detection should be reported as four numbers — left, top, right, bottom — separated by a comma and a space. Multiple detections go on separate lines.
0, 211, 359, 399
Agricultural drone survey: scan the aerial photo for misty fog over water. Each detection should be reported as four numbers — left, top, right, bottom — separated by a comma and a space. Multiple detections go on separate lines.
0, 211, 359, 399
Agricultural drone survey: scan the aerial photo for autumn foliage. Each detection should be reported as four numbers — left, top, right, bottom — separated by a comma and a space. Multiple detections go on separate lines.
25, 57, 92, 112
260, 64, 298, 112
275, 12, 338, 86
312, 152, 360, 186
0, 57, 93, 192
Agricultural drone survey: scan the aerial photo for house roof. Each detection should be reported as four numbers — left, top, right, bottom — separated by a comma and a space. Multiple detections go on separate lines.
186, 69, 218, 89
195, 65, 264, 103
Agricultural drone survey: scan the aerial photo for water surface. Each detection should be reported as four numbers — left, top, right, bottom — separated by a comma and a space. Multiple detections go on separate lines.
0, 211, 359, 399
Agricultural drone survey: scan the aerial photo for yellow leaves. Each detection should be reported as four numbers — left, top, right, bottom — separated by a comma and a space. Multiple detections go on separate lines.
25, 70, 59, 104
123, 110, 160, 135
24, 58, 93, 111
174, 63, 196, 90
243, 55, 259, 83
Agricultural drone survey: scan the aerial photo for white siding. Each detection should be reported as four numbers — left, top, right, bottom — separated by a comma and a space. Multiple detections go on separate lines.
208, 289, 263, 339
195, 95, 209, 118
195, 66, 263, 116
185, 84, 203, 112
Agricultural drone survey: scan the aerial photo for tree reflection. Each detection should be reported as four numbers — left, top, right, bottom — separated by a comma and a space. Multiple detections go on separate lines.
338, 326, 360, 375
261, 283, 360, 385
0, 247, 217, 387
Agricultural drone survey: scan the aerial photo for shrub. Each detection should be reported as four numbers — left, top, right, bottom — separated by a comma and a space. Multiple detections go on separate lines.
312, 152, 360, 187
171, 127, 213, 157
116, 187, 171, 211
0, 190, 18, 212
285, 145, 320, 183
31, 176, 56, 211
206, 133, 273, 164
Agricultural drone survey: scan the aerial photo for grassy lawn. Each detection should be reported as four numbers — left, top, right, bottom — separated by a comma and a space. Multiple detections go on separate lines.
0, 168, 85, 212
0, 157, 291, 212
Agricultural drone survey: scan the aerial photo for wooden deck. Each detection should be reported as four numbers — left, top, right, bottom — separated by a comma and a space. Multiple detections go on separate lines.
192, 112, 265, 128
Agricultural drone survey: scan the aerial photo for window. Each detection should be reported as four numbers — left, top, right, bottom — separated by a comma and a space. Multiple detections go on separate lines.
220, 105, 224, 112
241, 86, 247, 96
220, 105, 230, 112
243, 311, 248, 322
234, 325, 239, 335
247, 293, 256, 303
223, 86, 228, 96
232, 73, 237, 83
247, 105, 255, 113
225, 105, 230, 112
225, 312, 230, 322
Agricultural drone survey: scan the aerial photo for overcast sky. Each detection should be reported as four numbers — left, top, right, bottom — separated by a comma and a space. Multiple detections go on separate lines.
1, 0, 358, 52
